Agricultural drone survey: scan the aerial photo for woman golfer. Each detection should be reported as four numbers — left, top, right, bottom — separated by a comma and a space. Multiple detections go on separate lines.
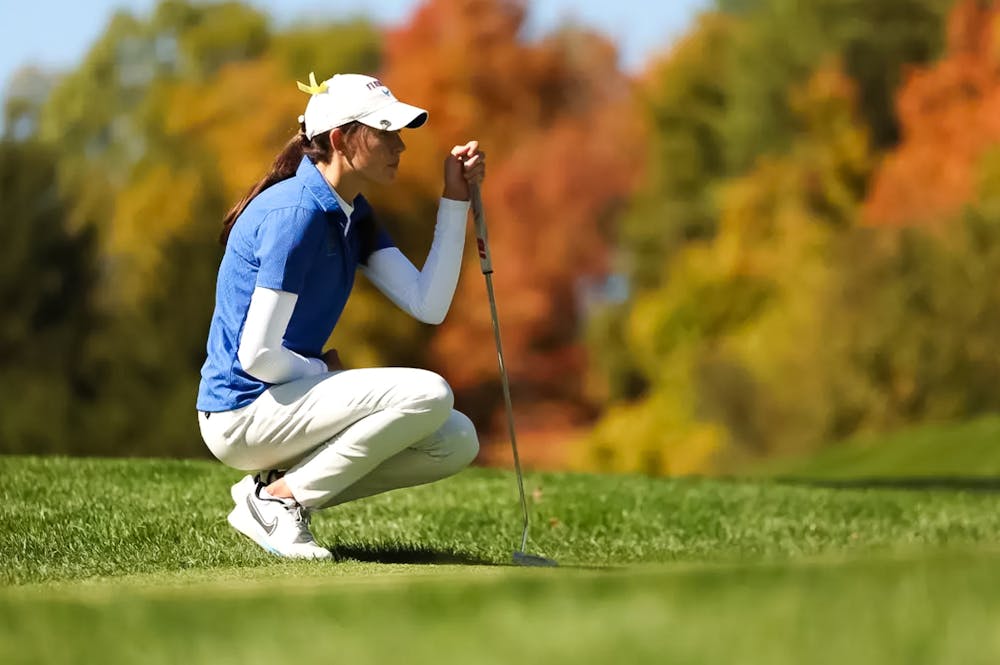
196, 73, 484, 559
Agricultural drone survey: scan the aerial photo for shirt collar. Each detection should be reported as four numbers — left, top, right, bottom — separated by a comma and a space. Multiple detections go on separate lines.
297, 156, 341, 215
296, 156, 357, 235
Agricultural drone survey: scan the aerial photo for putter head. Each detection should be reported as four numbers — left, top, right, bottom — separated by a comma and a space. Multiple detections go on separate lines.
513, 550, 558, 567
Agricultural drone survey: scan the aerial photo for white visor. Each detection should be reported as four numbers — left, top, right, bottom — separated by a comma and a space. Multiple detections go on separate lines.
299, 73, 428, 139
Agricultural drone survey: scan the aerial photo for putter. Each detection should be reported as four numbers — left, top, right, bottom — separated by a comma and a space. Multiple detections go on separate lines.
470, 183, 558, 568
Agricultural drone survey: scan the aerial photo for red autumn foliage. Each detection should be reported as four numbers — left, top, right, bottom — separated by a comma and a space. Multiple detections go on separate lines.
864, 0, 1000, 226
379, 0, 644, 453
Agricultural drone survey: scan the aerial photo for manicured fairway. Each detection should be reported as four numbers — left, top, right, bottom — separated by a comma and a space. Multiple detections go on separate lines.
3, 449, 1000, 664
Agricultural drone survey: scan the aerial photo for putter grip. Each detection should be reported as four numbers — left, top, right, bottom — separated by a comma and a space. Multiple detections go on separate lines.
470, 184, 493, 275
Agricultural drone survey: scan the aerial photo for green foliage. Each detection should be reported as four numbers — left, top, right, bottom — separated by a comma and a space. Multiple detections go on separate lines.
0, 2, 388, 457
39, 1, 271, 221
720, 0, 951, 171
4, 0, 994, 472
2, 66, 59, 140
5, 0, 641, 458
583, 0, 992, 475
623, 13, 737, 289
826, 211, 1000, 429
270, 20, 381, 79
165, 0, 269, 79
583, 302, 647, 404
624, 0, 950, 291
586, 64, 879, 471
0, 142, 98, 454
592, 57, 1000, 474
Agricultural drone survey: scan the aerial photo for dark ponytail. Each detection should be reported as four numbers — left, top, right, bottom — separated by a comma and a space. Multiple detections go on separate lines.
219, 120, 361, 245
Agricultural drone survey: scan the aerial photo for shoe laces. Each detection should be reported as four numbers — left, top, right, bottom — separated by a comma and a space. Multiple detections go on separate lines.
284, 501, 317, 544
254, 483, 318, 546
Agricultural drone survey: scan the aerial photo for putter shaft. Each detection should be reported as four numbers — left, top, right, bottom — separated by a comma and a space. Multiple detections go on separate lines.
482, 272, 530, 554
470, 184, 531, 555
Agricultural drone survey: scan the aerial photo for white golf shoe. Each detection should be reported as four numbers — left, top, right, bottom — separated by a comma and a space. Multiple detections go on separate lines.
230, 474, 257, 504
227, 478, 332, 560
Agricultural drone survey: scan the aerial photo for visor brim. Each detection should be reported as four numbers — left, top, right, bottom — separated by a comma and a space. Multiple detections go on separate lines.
357, 101, 428, 131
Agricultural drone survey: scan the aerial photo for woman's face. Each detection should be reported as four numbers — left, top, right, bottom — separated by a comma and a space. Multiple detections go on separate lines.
346, 126, 406, 185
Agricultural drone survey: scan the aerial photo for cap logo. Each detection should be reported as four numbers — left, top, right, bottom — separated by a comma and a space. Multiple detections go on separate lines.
380, 119, 391, 129
365, 79, 386, 91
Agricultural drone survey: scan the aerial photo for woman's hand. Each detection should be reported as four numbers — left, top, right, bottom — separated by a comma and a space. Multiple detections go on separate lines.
442, 141, 486, 201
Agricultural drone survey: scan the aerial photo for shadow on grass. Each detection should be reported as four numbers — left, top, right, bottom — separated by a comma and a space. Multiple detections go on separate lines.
327, 544, 618, 571
775, 476, 1000, 493
328, 544, 496, 566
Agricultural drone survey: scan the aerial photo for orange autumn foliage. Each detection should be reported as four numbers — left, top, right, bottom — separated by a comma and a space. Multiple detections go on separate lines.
865, 0, 1000, 226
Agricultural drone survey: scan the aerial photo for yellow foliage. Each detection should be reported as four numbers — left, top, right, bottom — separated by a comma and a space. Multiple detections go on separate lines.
109, 165, 202, 305
579, 63, 876, 473
575, 394, 726, 476
164, 58, 302, 205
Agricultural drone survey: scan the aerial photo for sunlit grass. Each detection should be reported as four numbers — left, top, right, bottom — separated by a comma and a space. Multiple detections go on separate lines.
3, 446, 1000, 664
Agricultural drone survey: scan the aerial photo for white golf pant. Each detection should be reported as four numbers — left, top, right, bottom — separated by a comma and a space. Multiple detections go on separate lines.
197, 368, 479, 509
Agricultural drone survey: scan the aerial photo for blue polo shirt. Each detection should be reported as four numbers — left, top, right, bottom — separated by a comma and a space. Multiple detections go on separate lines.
196, 156, 393, 412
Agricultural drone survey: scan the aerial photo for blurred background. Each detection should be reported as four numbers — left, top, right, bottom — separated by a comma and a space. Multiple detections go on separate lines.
2, 0, 998, 477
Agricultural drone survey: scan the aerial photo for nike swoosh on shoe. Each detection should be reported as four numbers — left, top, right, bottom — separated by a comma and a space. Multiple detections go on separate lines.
246, 494, 278, 536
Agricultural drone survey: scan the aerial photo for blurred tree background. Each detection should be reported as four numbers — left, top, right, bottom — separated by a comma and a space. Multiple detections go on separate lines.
3, 0, 1000, 476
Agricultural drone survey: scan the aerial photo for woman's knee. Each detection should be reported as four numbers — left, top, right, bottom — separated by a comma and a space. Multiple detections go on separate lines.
440, 410, 480, 470
404, 369, 454, 420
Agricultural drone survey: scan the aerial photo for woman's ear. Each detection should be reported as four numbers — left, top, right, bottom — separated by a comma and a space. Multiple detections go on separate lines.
329, 127, 347, 154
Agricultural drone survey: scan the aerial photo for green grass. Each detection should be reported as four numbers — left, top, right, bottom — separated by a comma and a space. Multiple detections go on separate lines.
3, 445, 1000, 664
5, 552, 1000, 665
751, 415, 1000, 479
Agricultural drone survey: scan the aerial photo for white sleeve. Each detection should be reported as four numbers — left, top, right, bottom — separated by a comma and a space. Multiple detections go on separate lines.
237, 287, 328, 384
361, 197, 469, 325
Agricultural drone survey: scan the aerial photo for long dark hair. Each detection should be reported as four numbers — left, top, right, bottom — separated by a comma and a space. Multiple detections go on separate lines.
219, 121, 363, 245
